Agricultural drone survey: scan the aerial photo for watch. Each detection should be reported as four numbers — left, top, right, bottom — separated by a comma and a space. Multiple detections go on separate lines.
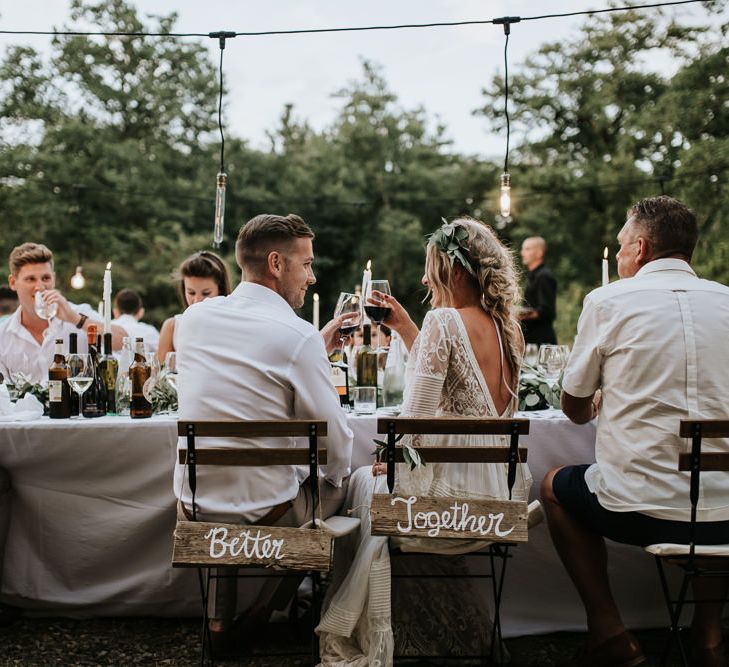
76, 313, 88, 329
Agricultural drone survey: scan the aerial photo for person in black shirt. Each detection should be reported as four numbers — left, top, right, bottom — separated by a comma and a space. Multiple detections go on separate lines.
519, 236, 557, 344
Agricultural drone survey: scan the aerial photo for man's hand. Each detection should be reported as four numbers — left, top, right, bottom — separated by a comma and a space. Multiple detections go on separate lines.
40, 289, 77, 324
319, 314, 348, 355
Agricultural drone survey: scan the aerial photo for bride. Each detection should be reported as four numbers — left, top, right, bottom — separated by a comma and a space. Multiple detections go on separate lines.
317, 217, 532, 666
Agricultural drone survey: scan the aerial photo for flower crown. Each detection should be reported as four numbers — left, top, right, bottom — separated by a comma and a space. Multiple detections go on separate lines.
426, 219, 476, 277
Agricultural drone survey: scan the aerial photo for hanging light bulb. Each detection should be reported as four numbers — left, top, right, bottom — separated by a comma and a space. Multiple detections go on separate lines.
213, 172, 227, 248
70, 266, 85, 290
499, 172, 511, 217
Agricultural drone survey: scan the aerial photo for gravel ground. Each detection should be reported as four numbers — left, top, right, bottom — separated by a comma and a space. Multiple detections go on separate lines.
0, 616, 719, 666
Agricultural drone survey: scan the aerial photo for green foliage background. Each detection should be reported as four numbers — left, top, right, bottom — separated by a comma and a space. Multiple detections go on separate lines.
1, 0, 727, 341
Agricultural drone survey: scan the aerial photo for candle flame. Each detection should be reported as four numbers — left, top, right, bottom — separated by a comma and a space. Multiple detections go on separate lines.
603, 247, 608, 260
313, 293, 319, 302
106, 261, 112, 270
366, 259, 371, 271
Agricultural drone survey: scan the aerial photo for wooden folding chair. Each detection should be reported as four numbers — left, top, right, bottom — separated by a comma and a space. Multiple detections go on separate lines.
370, 417, 530, 664
172, 420, 360, 666
644, 419, 729, 667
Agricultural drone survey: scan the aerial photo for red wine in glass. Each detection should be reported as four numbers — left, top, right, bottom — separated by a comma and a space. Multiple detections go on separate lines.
364, 305, 391, 324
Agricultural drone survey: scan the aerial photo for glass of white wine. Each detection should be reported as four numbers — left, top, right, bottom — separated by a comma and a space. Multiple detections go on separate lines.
34, 290, 58, 321
67, 353, 92, 419
164, 352, 178, 392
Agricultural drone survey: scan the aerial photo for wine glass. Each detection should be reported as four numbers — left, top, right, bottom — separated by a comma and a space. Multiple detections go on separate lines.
538, 345, 566, 380
524, 343, 539, 368
67, 353, 92, 419
333, 292, 362, 362
164, 352, 178, 392
34, 290, 58, 321
364, 279, 392, 351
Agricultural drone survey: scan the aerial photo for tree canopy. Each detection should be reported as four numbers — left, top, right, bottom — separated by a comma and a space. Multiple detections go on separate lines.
1, 0, 727, 339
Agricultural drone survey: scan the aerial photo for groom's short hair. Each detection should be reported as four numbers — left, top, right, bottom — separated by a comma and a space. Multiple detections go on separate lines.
235, 213, 314, 278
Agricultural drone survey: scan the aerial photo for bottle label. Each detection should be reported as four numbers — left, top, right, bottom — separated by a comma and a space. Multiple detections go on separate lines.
49, 380, 63, 402
142, 377, 155, 404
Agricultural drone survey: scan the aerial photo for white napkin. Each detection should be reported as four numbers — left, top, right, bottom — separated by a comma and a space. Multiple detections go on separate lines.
0, 392, 45, 422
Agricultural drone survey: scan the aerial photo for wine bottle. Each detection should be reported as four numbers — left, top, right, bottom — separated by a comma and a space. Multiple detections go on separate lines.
130, 337, 152, 419
115, 337, 133, 416
356, 324, 378, 388
48, 338, 72, 419
99, 332, 118, 415
68, 332, 81, 417
82, 324, 104, 418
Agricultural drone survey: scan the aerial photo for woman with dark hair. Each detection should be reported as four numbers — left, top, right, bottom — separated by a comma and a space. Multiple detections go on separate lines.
156, 251, 232, 363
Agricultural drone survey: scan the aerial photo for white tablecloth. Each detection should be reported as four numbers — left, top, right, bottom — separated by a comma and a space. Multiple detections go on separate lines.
0, 411, 678, 635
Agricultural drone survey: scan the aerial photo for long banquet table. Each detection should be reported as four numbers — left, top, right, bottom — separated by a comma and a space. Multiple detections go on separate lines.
0, 411, 679, 635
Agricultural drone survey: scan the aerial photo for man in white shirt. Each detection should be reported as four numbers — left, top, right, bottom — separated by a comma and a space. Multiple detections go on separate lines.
0, 243, 127, 384
542, 196, 729, 666
112, 288, 160, 353
175, 213, 353, 653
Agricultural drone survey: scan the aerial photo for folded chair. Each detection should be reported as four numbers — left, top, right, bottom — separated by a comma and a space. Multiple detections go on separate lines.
644, 419, 729, 667
172, 420, 360, 666
370, 417, 530, 664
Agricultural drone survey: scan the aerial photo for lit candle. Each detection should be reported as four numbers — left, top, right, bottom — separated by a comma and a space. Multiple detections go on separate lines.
362, 259, 372, 324
103, 261, 112, 334
313, 293, 320, 330
602, 247, 609, 287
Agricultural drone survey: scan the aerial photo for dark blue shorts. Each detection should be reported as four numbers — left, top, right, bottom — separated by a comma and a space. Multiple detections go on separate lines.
552, 464, 729, 548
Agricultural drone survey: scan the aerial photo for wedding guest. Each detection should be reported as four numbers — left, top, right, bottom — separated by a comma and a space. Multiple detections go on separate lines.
112, 288, 160, 353
519, 236, 558, 344
156, 250, 231, 364
317, 217, 532, 664
0, 243, 126, 384
174, 214, 353, 657
0, 285, 17, 322
542, 196, 729, 666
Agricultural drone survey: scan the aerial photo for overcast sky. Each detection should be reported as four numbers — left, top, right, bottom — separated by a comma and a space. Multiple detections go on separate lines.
0, 1, 718, 159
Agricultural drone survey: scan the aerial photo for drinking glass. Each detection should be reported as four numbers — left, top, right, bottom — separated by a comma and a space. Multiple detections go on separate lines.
67, 354, 92, 419
524, 343, 539, 367
364, 280, 391, 350
34, 290, 58, 321
164, 352, 178, 392
353, 386, 377, 415
334, 292, 362, 360
538, 345, 566, 380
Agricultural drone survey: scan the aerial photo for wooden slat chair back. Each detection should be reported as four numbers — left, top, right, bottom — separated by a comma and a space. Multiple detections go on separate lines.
172, 420, 336, 666
370, 417, 530, 662
644, 419, 729, 667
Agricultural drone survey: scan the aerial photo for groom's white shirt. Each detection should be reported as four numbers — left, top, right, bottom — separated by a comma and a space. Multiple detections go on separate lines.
174, 281, 352, 522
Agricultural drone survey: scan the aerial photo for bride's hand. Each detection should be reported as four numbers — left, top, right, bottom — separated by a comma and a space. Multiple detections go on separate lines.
371, 291, 419, 351
372, 462, 387, 476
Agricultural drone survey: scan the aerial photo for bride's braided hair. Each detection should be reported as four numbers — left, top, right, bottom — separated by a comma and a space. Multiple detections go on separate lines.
425, 217, 523, 377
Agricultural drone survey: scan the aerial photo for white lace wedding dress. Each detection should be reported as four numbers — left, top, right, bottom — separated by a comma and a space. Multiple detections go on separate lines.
317, 308, 532, 666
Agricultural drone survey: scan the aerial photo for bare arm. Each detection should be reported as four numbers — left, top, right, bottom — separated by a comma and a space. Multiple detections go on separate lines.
561, 390, 598, 425
156, 317, 176, 364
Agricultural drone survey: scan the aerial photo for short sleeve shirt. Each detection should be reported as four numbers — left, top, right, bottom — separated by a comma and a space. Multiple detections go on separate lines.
562, 259, 729, 521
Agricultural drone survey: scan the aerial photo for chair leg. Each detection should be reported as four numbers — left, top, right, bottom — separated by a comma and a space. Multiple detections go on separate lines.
198, 568, 213, 667
488, 546, 509, 665
655, 557, 692, 667
311, 570, 321, 664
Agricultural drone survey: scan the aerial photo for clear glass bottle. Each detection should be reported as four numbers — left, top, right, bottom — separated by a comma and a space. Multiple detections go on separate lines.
115, 337, 133, 416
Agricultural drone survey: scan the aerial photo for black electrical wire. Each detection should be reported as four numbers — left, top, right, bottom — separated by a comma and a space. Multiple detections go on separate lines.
217, 45, 225, 173
503, 30, 510, 174
0, 0, 711, 39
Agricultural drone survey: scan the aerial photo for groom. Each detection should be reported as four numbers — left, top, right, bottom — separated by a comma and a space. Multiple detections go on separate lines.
174, 213, 353, 654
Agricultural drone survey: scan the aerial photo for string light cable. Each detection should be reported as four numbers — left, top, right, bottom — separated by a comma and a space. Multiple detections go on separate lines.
0, 1, 711, 39
210, 31, 235, 248
494, 17, 515, 218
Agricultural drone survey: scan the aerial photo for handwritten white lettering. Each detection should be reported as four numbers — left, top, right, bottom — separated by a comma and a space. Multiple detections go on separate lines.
203, 527, 286, 560
391, 496, 515, 538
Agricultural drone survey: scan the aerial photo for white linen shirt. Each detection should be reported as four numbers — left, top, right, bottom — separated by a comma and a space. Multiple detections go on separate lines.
173, 281, 353, 523
112, 314, 160, 353
562, 259, 729, 521
0, 303, 98, 384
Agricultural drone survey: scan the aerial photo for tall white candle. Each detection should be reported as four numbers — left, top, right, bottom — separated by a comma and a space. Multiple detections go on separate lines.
313, 293, 320, 330
361, 260, 372, 324
602, 247, 609, 287
103, 261, 112, 334
98, 301, 104, 317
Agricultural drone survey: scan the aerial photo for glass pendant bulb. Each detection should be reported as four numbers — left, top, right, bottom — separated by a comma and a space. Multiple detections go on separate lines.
499, 172, 511, 218
213, 172, 227, 248
70, 266, 85, 290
